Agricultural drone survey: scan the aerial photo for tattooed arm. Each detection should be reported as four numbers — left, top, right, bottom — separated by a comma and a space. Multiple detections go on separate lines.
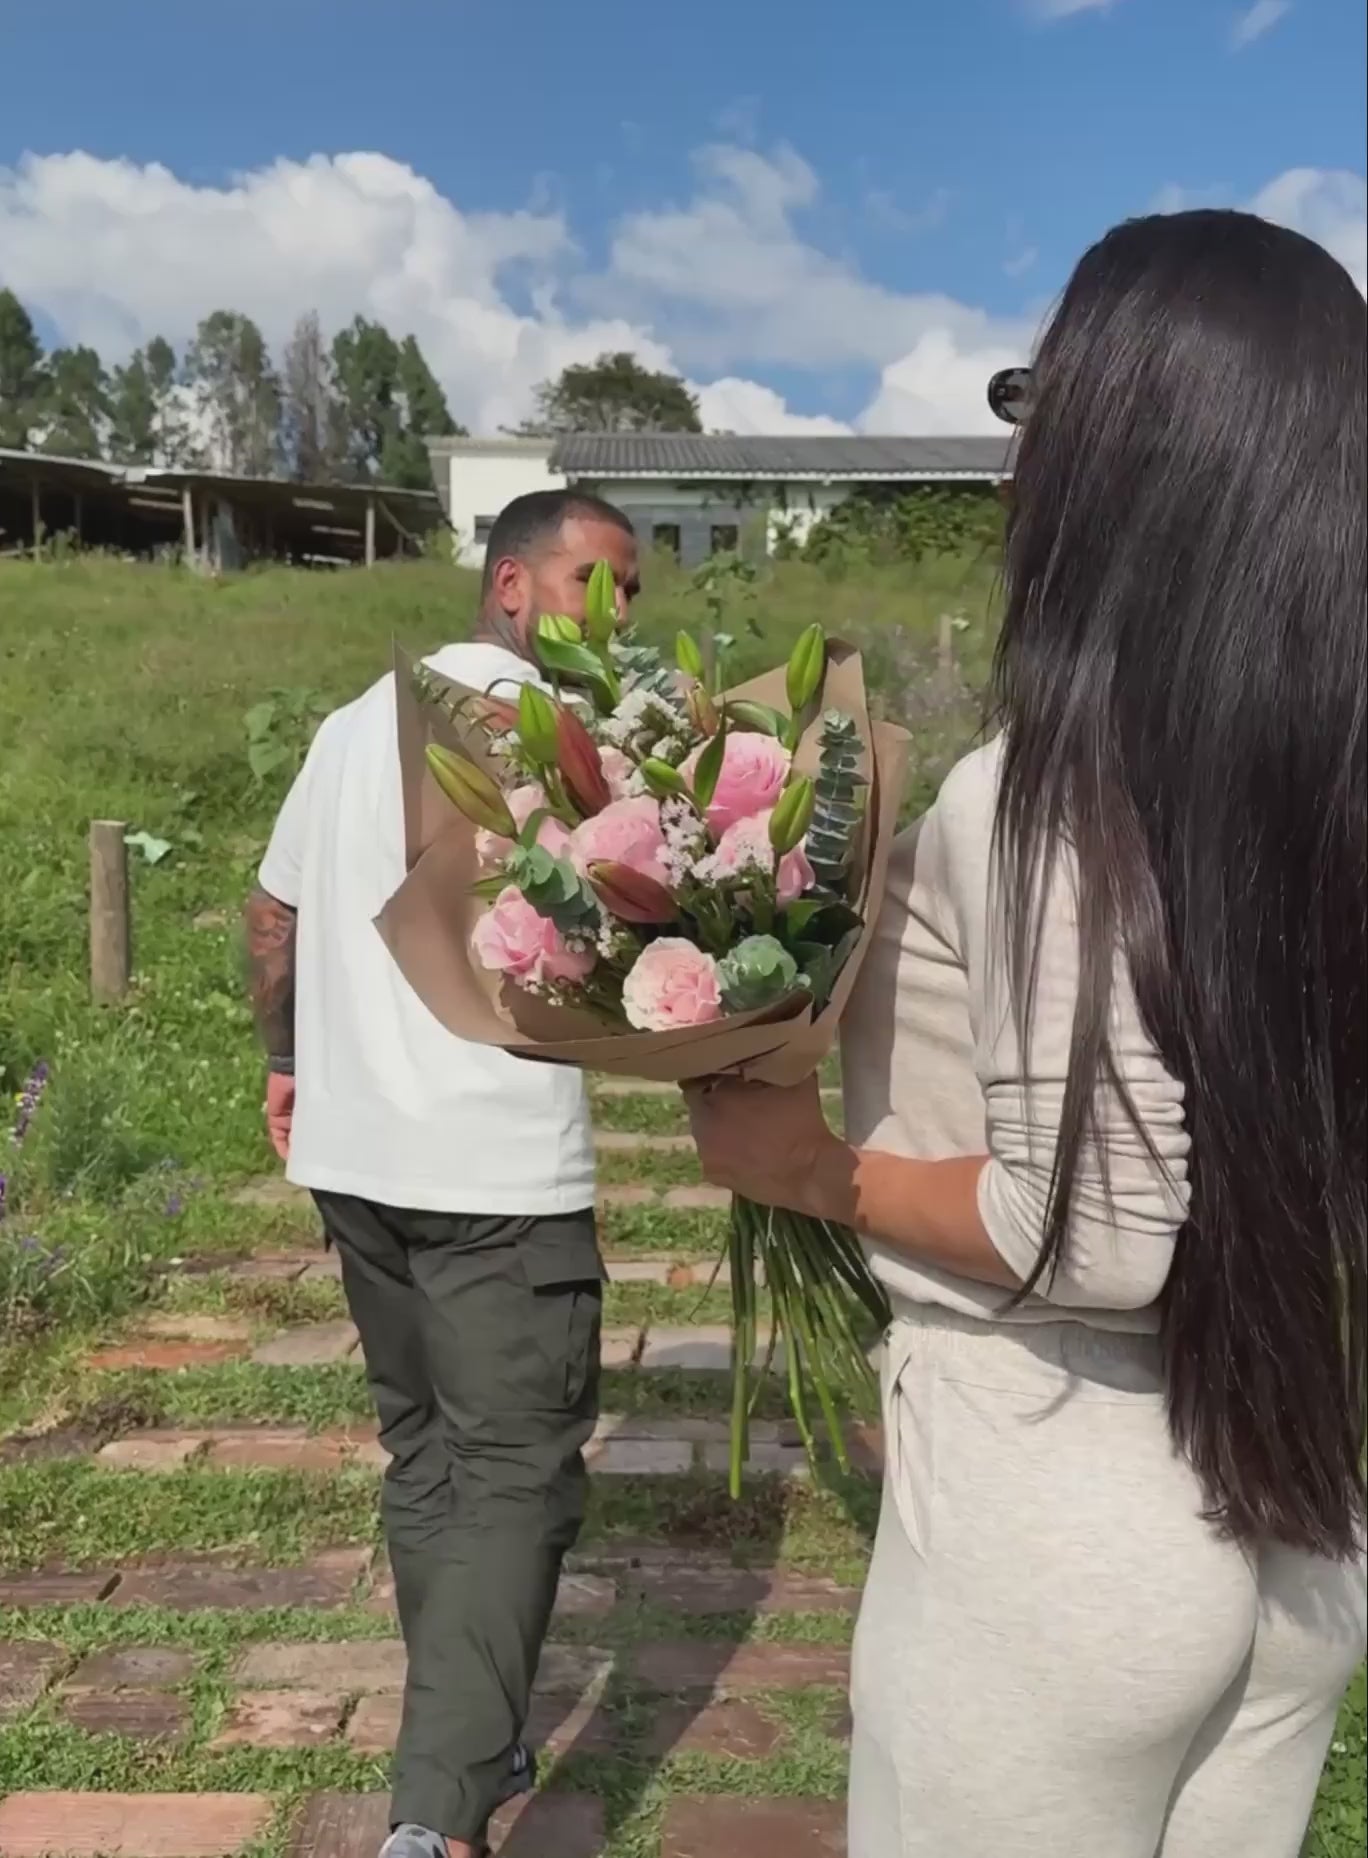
245, 886, 298, 1066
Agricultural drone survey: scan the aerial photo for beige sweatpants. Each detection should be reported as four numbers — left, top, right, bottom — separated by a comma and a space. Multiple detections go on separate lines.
849, 1306, 1366, 1858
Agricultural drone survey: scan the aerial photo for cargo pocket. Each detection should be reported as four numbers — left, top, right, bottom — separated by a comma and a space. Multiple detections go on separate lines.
514, 1214, 604, 1415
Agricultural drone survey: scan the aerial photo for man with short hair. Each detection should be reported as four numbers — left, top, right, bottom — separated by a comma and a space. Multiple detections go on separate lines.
245, 490, 641, 1858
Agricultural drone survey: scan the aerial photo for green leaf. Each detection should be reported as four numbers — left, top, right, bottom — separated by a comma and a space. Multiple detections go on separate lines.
244, 701, 277, 741
779, 899, 825, 941
534, 635, 621, 711
691, 710, 728, 812
125, 831, 173, 867
584, 560, 618, 644
247, 740, 291, 781
470, 874, 508, 901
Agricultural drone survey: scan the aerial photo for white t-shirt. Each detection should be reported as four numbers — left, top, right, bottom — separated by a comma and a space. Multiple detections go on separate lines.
258, 642, 595, 1215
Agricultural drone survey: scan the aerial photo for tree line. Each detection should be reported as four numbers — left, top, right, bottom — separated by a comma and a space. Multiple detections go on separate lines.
0, 290, 463, 489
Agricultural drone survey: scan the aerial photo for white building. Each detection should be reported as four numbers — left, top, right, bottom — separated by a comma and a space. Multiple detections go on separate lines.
428, 432, 1012, 571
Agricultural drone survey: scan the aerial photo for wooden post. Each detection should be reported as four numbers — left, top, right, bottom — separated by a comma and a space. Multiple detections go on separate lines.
182, 487, 196, 569
90, 821, 131, 1004
364, 494, 377, 568
936, 612, 956, 692
31, 478, 41, 560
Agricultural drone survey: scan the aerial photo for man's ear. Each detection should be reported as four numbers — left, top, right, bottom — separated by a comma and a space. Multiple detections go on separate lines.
489, 554, 528, 618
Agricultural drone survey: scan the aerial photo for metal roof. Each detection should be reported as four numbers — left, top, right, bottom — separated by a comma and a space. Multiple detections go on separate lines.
548, 433, 1012, 480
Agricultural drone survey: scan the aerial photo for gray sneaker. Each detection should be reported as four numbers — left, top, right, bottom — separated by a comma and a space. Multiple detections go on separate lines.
379, 1830, 447, 1858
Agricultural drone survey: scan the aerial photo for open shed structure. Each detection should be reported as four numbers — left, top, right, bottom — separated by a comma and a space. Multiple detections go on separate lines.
0, 449, 443, 568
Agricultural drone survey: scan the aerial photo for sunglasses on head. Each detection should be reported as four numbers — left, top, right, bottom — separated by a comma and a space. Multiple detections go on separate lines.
988, 367, 1033, 426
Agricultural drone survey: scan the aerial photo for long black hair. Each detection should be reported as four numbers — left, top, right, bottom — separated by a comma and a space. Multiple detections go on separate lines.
993, 209, 1366, 1557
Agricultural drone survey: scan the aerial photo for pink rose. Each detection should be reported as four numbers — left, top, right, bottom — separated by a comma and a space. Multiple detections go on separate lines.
598, 745, 636, 800
569, 796, 670, 887
705, 812, 815, 905
472, 887, 595, 986
476, 784, 571, 866
622, 938, 724, 1031
683, 733, 790, 835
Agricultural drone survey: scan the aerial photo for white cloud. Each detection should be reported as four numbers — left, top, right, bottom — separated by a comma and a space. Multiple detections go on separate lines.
1, 144, 1362, 451
1026, 0, 1117, 19
1249, 167, 1367, 293
1231, 0, 1290, 49
1004, 245, 1040, 278
860, 330, 1030, 437
693, 377, 851, 436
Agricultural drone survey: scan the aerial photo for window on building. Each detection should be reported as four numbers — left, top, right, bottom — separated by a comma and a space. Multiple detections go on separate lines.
652, 523, 682, 562
473, 514, 495, 546
710, 523, 740, 555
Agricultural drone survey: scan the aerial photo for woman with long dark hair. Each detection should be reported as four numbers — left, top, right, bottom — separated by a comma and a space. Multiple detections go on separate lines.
687, 208, 1366, 1857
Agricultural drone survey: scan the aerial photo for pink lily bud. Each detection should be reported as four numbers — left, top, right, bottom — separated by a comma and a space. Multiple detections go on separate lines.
588, 861, 679, 925
556, 704, 613, 817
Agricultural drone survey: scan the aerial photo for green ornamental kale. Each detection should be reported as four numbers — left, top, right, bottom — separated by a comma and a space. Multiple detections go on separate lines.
717, 935, 802, 1013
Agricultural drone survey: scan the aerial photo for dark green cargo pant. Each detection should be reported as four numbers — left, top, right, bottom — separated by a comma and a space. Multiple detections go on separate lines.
313, 1192, 602, 1845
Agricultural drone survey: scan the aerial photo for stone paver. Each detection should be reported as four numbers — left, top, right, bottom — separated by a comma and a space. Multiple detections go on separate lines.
67, 1646, 199, 1690
63, 1690, 191, 1741
84, 1338, 247, 1372
663, 1184, 731, 1210
96, 1431, 209, 1472
603, 1257, 673, 1284
491, 1791, 605, 1856
204, 1426, 362, 1472
702, 1439, 810, 1479
227, 1254, 308, 1282
631, 1639, 850, 1695
645, 1697, 787, 1759
587, 1436, 694, 1475
142, 1313, 256, 1343
233, 1637, 407, 1693
231, 1176, 311, 1209
236, 1635, 612, 1702
0, 1640, 65, 1721
595, 1130, 694, 1152
662, 1796, 846, 1857
0, 1792, 274, 1856
285, 1791, 604, 1858
251, 1318, 359, 1366
598, 1183, 658, 1209
110, 1547, 368, 1612
638, 1323, 771, 1371
623, 1562, 860, 1616
600, 1325, 643, 1368
0, 1569, 116, 1607
210, 1688, 350, 1749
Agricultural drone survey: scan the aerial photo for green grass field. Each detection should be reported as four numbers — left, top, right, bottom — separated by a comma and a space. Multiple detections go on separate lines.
0, 552, 1361, 1857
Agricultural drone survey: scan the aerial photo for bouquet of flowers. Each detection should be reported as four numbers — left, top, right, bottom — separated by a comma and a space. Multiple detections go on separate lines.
378, 563, 908, 1492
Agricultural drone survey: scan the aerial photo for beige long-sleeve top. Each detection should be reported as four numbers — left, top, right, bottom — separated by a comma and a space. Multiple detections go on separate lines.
841, 736, 1191, 1333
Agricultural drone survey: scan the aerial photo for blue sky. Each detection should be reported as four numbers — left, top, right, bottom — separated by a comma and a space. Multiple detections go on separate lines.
1, 0, 1364, 433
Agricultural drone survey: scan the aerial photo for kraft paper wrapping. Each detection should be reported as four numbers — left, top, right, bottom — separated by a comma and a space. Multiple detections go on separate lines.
376, 641, 910, 1085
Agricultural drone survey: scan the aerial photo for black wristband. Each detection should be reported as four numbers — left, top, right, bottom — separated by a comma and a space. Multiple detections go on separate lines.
267, 1054, 295, 1077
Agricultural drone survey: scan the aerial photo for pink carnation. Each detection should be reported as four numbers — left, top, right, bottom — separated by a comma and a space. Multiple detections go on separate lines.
569, 796, 670, 887
683, 733, 790, 835
472, 887, 595, 986
598, 745, 635, 800
622, 938, 724, 1032
705, 812, 815, 905
476, 784, 571, 867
